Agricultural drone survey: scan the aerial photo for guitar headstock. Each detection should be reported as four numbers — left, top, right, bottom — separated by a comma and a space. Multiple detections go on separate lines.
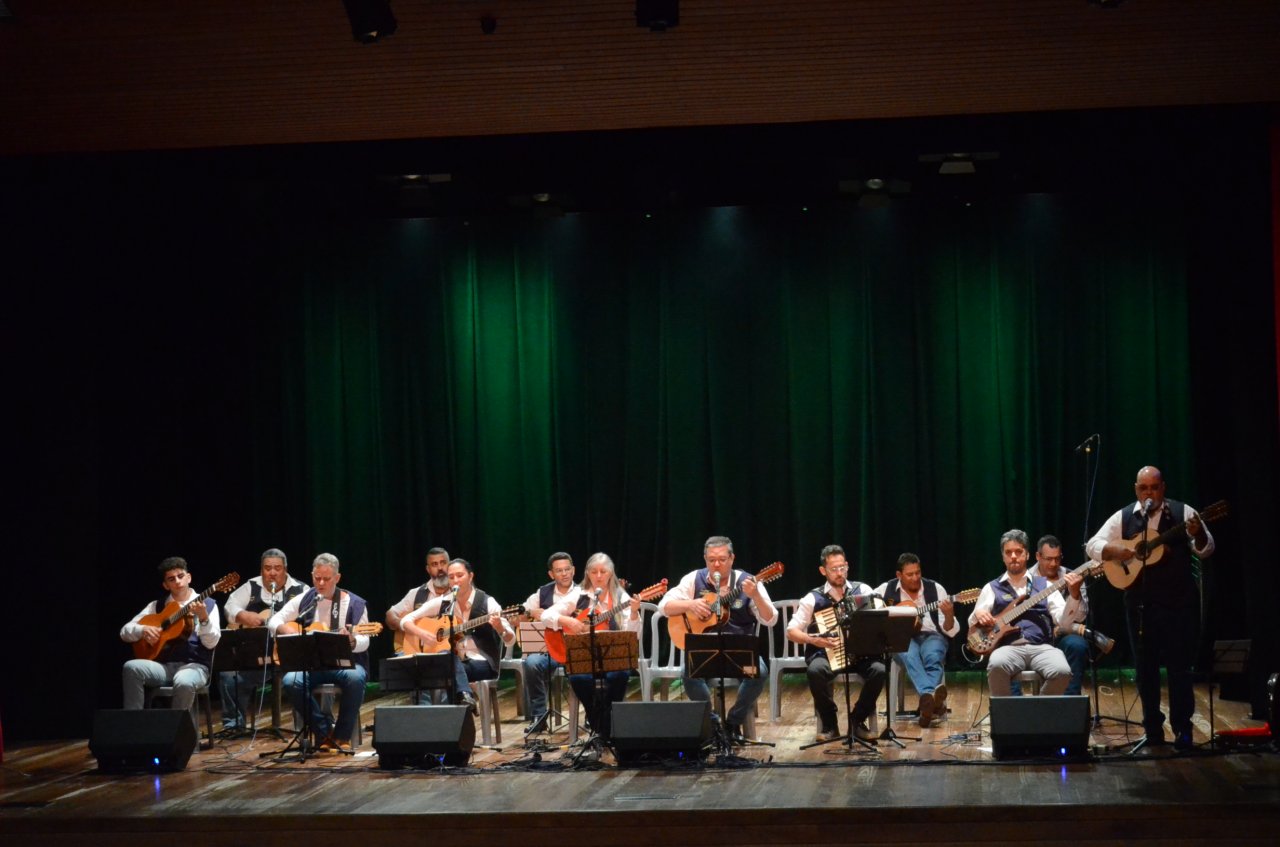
502, 605, 526, 619
214, 572, 240, 593
1200, 500, 1229, 523
1079, 561, 1107, 580
953, 588, 982, 604
756, 562, 785, 582
636, 578, 669, 602
352, 622, 383, 636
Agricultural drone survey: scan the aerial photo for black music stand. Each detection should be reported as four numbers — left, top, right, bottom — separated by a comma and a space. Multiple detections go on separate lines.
273, 631, 357, 760
564, 628, 638, 763
380, 653, 456, 705
212, 627, 290, 742
686, 632, 773, 754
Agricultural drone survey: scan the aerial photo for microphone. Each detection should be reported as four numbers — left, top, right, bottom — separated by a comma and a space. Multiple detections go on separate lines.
1073, 433, 1100, 453
712, 571, 722, 589
1142, 497, 1155, 517
268, 580, 277, 594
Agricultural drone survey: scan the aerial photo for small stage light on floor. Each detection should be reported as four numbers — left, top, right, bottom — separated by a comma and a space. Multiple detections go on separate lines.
343, 0, 397, 44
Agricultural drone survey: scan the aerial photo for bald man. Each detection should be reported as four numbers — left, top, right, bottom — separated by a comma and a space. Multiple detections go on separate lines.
1086, 465, 1214, 750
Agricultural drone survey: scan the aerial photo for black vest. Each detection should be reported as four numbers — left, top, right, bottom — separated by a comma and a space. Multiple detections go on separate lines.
295, 588, 370, 671
693, 569, 757, 635
153, 592, 216, 668
244, 578, 305, 615
448, 588, 503, 671
537, 581, 559, 610
986, 575, 1053, 645
802, 583, 872, 663
1121, 498, 1198, 606
882, 577, 941, 630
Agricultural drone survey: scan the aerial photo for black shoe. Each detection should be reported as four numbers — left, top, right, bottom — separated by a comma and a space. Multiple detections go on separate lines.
455, 691, 479, 715
725, 722, 748, 745
1173, 730, 1195, 751
1141, 731, 1170, 747
525, 712, 550, 734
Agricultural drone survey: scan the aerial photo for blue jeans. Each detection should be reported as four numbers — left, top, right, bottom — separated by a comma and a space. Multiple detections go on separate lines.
217, 669, 268, 729
568, 670, 630, 738
895, 632, 949, 696
284, 665, 367, 742
683, 658, 767, 726
1008, 634, 1088, 695
522, 652, 562, 718
453, 656, 497, 696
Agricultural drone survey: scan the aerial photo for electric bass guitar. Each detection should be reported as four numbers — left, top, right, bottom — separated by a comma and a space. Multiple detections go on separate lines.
667, 562, 785, 650
966, 561, 1103, 655
544, 580, 669, 664
898, 588, 982, 631
1102, 500, 1228, 589
401, 606, 524, 656
132, 572, 241, 661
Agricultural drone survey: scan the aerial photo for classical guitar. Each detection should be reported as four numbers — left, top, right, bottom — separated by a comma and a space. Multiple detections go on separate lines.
667, 562, 785, 650
898, 588, 982, 631
966, 561, 1103, 655
276, 620, 384, 637
132, 572, 240, 661
1102, 500, 1228, 589
543, 579, 669, 664
401, 606, 524, 656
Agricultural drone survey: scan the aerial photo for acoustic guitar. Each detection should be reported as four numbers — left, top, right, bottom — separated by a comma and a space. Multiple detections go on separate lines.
898, 588, 982, 631
131, 572, 240, 661
543, 579, 668, 664
276, 620, 384, 637
1102, 500, 1228, 589
401, 606, 524, 656
667, 562, 785, 650
966, 561, 1103, 655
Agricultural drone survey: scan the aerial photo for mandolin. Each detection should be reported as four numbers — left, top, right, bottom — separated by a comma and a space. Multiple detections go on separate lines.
132, 572, 240, 661
544, 580, 668, 664
667, 562, 785, 650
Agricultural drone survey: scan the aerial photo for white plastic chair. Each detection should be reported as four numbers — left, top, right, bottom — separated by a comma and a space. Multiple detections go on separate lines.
641, 603, 684, 701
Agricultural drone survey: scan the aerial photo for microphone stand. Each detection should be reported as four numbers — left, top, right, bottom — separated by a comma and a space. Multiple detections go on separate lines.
571, 594, 607, 766
1122, 500, 1160, 754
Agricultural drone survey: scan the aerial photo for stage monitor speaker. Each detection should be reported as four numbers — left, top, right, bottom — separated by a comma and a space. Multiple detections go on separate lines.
989, 695, 1091, 759
611, 700, 710, 762
89, 709, 197, 773
372, 705, 475, 768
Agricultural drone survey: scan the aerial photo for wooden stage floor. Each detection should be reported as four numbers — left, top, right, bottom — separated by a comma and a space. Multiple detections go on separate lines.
3, 674, 1279, 846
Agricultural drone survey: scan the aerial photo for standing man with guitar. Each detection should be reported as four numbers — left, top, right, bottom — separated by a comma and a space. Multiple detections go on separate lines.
1086, 465, 1215, 749
400, 558, 517, 712
268, 553, 371, 752
970, 530, 1081, 696
120, 557, 223, 721
219, 547, 305, 731
521, 552, 580, 734
789, 545, 885, 742
658, 535, 777, 744
873, 553, 961, 728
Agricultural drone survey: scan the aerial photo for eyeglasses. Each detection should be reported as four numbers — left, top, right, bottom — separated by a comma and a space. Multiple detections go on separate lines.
825, 565, 849, 573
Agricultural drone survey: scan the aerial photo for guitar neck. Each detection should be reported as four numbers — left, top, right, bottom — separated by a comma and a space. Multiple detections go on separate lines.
168, 585, 216, 627
999, 566, 1086, 622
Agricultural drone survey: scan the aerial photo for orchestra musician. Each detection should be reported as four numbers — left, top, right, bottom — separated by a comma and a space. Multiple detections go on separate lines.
267, 553, 370, 753
218, 547, 305, 731
1085, 465, 1215, 750
969, 529, 1080, 696
787, 545, 883, 743
399, 558, 517, 712
521, 552, 580, 734
1018, 535, 1090, 697
543, 552, 641, 740
873, 553, 958, 728
658, 535, 777, 744
385, 547, 451, 640
119, 557, 222, 727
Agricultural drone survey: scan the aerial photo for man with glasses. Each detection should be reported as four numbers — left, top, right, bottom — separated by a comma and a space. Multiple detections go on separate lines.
786, 545, 884, 742
1019, 535, 1090, 696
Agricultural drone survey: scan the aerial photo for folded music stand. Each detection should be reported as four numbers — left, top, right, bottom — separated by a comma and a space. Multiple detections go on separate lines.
273, 631, 357, 760
212, 627, 288, 740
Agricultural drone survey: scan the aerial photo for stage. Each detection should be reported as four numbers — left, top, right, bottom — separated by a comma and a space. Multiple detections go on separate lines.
3, 675, 1278, 846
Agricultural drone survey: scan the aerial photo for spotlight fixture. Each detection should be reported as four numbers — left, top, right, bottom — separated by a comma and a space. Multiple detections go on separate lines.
636, 0, 679, 31
343, 0, 397, 44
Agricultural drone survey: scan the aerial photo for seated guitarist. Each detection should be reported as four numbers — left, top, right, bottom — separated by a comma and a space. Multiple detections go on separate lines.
119, 557, 222, 724
267, 553, 370, 752
873, 553, 958, 728
521, 552, 581, 734
543, 552, 641, 740
1085, 465, 1214, 750
399, 558, 517, 712
969, 529, 1081, 697
657, 535, 777, 744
